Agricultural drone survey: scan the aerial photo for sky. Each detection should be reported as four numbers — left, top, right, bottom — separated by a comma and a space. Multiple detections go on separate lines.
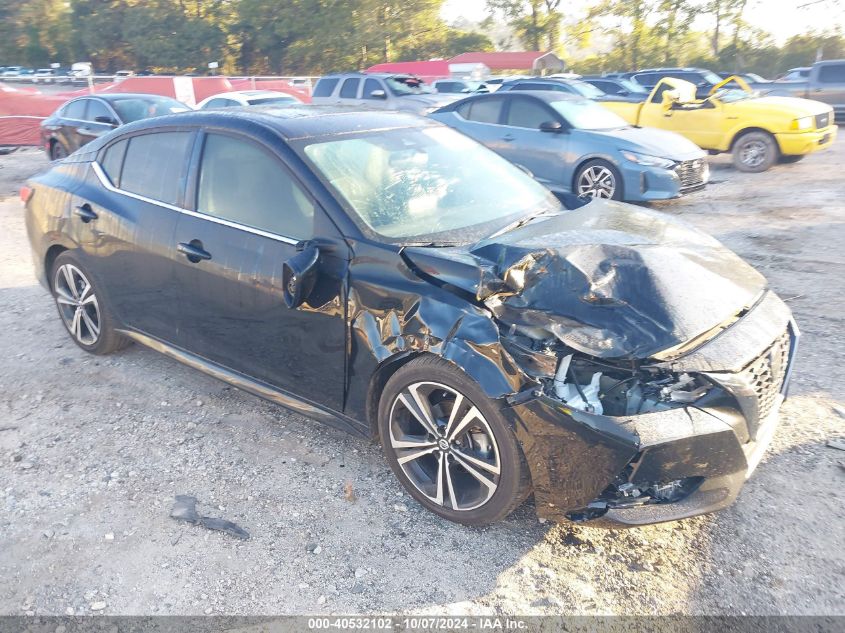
441, 0, 845, 45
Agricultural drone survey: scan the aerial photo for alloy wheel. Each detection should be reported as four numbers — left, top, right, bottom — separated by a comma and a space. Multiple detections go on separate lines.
739, 140, 767, 168
54, 264, 101, 346
577, 165, 616, 198
388, 381, 501, 512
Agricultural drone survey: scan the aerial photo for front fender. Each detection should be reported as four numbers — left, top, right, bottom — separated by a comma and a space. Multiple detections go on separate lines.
344, 240, 529, 425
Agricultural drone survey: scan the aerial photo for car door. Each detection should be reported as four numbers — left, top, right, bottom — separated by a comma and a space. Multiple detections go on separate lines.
52, 98, 89, 152
81, 98, 121, 140
448, 95, 507, 152
84, 130, 193, 343
335, 77, 363, 107
638, 80, 723, 148
172, 131, 347, 410
499, 96, 570, 190
361, 77, 388, 108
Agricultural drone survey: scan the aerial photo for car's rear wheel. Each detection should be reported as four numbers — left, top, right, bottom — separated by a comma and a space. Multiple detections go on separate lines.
778, 154, 805, 164
50, 141, 68, 161
378, 356, 531, 526
50, 252, 129, 355
574, 160, 623, 200
732, 131, 777, 172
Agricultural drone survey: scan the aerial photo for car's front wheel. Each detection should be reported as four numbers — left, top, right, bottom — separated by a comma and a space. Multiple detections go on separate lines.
574, 160, 623, 200
732, 131, 777, 172
51, 251, 129, 355
378, 356, 531, 526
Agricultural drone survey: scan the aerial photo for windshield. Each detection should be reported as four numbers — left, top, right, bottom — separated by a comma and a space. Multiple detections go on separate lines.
386, 76, 433, 96
712, 88, 756, 103
300, 126, 559, 244
548, 99, 628, 130
619, 78, 647, 93
699, 70, 723, 85
567, 80, 605, 98
247, 96, 297, 105
111, 96, 189, 122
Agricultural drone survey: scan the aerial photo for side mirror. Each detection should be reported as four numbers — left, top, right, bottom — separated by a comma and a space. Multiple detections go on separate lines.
539, 120, 563, 133
661, 90, 677, 108
369, 89, 386, 99
619, 89, 629, 96
282, 244, 320, 309
94, 115, 118, 126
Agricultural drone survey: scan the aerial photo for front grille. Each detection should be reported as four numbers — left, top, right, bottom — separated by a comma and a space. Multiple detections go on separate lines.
675, 159, 706, 192
739, 329, 791, 421
815, 112, 831, 129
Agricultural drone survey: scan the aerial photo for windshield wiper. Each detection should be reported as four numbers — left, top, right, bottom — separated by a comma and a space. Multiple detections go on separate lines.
486, 208, 558, 240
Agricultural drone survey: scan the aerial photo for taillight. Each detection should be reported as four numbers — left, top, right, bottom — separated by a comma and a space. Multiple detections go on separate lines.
20, 185, 34, 203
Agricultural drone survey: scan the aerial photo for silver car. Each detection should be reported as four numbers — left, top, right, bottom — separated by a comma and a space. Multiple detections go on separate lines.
311, 72, 459, 115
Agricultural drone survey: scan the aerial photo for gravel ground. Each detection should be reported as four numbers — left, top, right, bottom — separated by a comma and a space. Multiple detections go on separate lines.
1, 139, 844, 617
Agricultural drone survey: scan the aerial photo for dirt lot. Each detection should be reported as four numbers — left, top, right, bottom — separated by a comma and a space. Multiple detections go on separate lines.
1, 138, 843, 617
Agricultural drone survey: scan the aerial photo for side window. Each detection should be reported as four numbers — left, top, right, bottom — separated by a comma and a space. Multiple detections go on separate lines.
312, 78, 339, 98
510, 82, 548, 91
63, 99, 88, 120
197, 133, 314, 240
456, 101, 473, 119
339, 78, 360, 99
506, 98, 554, 129
120, 132, 192, 206
100, 139, 128, 187
819, 64, 845, 83
362, 78, 384, 99
86, 99, 112, 122
466, 98, 503, 124
203, 98, 231, 109
595, 81, 619, 94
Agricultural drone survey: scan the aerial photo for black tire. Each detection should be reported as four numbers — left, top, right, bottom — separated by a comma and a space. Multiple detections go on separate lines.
732, 131, 777, 172
50, 251, 130, 355
378, 356, 531, 526
50, 141, 68, 161
573, 159, 623, 200
778, 154, 805, 164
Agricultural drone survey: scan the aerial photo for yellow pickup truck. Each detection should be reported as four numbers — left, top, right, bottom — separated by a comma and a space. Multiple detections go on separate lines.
602, 76, 837, 172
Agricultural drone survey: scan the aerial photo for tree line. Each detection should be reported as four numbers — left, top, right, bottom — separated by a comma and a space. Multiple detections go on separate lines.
0, 0, 842, 77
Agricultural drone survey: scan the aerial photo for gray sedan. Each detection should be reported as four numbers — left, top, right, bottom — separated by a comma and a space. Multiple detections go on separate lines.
429, 91, 708, 202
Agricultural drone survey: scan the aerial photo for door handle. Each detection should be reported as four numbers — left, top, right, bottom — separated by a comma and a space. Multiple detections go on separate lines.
502, 134, 515, 142
177, 240, 212, 263
73, 203, 98, 222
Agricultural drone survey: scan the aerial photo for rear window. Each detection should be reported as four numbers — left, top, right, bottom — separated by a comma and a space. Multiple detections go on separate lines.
312, 78, 339, 98
120, 132, 193, 206
819, 64, 845, 83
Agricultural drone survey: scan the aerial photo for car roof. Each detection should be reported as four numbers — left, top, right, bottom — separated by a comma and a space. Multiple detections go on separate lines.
319, 72, 413, 80
73, 93, 181, 102
445, 90, 585, 109
206, 90, 294, 99
108, 106, 435, 141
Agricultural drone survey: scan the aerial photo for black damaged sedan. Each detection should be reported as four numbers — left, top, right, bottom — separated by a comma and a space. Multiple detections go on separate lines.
23, 107, 797, 526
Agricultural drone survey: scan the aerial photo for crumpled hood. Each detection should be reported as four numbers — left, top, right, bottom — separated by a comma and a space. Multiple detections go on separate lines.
581, 126, 704, 160
403, 200, 767, 359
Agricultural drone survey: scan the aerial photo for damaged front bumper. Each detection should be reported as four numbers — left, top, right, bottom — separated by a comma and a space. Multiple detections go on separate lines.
503, 315, 799, 527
